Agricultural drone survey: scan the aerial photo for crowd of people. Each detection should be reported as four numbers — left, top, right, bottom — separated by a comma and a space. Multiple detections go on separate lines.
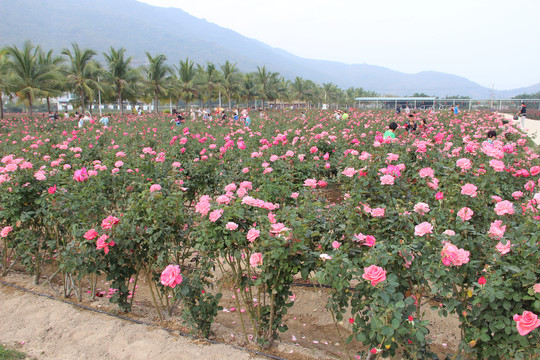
383, 103, 529, 144
59, 102, 530, 142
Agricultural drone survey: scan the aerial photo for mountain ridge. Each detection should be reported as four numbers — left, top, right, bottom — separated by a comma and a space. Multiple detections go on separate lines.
1, 0, 539, 98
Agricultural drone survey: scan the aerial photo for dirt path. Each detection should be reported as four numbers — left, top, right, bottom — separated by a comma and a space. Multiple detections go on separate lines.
0, 284, 265, 360
498, 113, 540, 145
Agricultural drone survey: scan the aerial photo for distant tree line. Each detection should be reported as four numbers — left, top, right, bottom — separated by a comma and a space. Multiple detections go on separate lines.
513, 91, 540, 100
0, 41, 380, 119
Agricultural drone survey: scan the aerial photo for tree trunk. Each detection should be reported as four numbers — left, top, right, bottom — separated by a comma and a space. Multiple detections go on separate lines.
81, 90, 86, 115
47, 96, 51, 113
0, 91, 4, 120
28, 94, 33, 115
154, 92, 158, 114
119, 92, 123, 115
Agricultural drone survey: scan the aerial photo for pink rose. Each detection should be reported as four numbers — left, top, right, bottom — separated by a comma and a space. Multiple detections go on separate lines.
456, 158, 472, 170
216, 195, 230, 204
303, 179, 317, 188
435, 191, 444, 200
364, 235, 376, 247
511, 191, 524, 200
195, 195, 211, 216
380, 175, 394, 185
371, 208, 385, 218
513, 311, 540, 336
331, 241, 341, 249
524, 180, 535, 192
362, 265, 387, 286
489, 159, 505, 172
495, 240, 512, 255
461, 183, 478, 197
419, 167, 434, 178
494, 200, 515, 216
209, 209, 223, 222
48, 185, 57, 194
413, 202, 430, 215
247, 228, 260, 242
239, 181, 252, 190
457, 207, 474, 221
84, 228, 99, 241
225, 222, 238, 230
101, 215, 120, 230
342, 167, 357, 177
224, 183, 237, 192
114, 161, 124, 168
34, 170, 47, 181
73, 167, 89, 182
290, 192, 299, 198
533, 284, 540, 293
414, 222, 433, 236
250, 253, 263, 267
160, 265, 183, 288
96, 234, 115, 254
1, 226, 13, 238
441, 242, 470, 266
150, 184, 162, 193
488, 220, 506, 239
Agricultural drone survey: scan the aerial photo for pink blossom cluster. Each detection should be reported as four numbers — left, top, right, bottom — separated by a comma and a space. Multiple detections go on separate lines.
441, 242, 470, 266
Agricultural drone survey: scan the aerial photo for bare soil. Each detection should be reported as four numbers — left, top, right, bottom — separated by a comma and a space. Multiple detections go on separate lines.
0, 267, 460, 360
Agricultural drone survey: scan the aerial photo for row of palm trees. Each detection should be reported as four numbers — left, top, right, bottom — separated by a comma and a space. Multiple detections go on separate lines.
0, 41, 378, 119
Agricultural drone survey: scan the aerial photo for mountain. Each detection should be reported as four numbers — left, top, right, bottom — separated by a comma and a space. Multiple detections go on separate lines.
0, 0, 536, 98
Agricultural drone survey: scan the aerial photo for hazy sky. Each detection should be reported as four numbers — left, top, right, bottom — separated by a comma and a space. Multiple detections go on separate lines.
138, 0, 539, 90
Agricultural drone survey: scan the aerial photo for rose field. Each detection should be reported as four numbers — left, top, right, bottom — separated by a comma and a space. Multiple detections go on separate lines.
0, 109, 539, 359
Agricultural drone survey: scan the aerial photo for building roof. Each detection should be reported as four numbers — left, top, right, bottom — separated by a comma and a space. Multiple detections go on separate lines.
355, 97, 437, 101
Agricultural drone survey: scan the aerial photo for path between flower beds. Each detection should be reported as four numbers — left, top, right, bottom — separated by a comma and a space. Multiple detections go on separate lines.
498, 113, 540, 145
0, 283, 266, 360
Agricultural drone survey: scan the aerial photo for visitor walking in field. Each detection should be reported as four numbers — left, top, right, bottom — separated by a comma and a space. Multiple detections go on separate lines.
517, 102, 527, 129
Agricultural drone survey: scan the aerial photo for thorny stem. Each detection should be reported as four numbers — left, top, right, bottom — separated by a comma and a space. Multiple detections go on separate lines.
329, 306, 352, 360
147, 271, 163, 322
130, 270, 139, 310
220, 259, 249, 344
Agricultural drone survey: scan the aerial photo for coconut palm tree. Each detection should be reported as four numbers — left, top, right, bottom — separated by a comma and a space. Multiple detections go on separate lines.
196, 62, 221, 108
62, 43, 100, 113
37, 49, 64, 113
219, 60, 240, 109
5, 41, 58, 115
0, 48, 10, 119
240, 72, 258, 107
175, 57, 198, 109
102, 47, 140, 115
255, 66, 270, 107
143, 52, 172, 114
292, 76, 314, 108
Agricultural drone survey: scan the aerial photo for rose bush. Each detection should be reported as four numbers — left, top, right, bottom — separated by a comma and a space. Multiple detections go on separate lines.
0, 109, 538, 358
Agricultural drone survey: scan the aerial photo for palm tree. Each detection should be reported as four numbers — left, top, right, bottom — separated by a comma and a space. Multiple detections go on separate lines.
37, 49, 64, 113
175, 57, 198, 109
144, 52, 172, 114
62, 43, 100, 113
255, 66, 270, 106
292, 76, 313, 108
102, 47, 139, 115
323, 82, 339, 109
240, 72, 258, 107
196, 62, 221, 108
0, 48, 10, 119
5, 41, 58, 115
219, 60, 240, 109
